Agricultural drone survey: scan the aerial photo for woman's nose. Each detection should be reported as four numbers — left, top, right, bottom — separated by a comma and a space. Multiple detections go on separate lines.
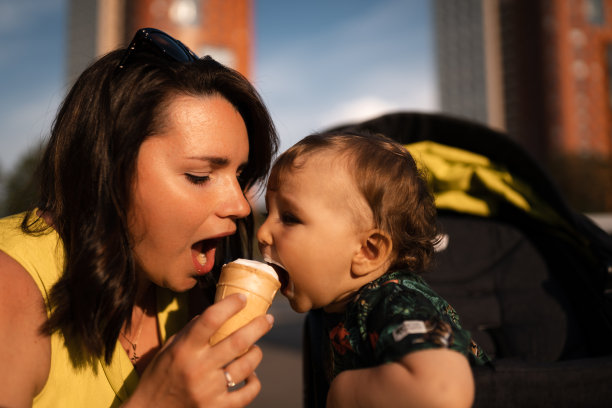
219, 177, 251, 219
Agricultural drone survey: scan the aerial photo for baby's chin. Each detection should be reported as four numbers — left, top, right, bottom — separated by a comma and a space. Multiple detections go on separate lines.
282, 295, 309, 314
289, 303, 310, 314
288, 297, 335, 314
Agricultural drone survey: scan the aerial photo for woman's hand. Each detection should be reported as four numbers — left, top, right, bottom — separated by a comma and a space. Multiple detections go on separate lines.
125, 293, 274, 408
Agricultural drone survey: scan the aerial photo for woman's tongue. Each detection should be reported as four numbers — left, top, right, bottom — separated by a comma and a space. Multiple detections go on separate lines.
192, 240, 217, 275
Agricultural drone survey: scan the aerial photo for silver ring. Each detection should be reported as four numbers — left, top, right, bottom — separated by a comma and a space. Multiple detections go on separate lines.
224, 371, 236, 388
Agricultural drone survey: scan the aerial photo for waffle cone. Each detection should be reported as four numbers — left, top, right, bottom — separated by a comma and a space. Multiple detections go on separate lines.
209, 261, 280, 345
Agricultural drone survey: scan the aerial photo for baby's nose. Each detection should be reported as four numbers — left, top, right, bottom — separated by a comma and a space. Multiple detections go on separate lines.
256, 218, 272, 247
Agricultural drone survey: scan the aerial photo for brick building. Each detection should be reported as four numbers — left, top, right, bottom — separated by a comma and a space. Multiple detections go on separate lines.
435, 0, 612, 210
68, 0, 252, 82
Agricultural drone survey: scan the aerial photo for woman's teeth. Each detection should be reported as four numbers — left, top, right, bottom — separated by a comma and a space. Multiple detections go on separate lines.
197, 252, 207, 266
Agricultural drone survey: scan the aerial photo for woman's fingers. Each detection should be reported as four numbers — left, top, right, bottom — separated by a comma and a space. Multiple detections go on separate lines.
188, 291, 274, 363
224, 372, 262, 407
211, 313, 274, 364
223, 344, 263, 386
131, 296, 274, 407
191, 293, 248, 344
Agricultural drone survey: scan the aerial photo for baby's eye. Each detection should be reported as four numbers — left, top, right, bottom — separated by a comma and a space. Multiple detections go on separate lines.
281, 212, 301, 225
237, 170, 247, 187
185, 173, 210, 185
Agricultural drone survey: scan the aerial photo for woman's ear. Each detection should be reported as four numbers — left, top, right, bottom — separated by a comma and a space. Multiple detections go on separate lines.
351, 229, 393, 277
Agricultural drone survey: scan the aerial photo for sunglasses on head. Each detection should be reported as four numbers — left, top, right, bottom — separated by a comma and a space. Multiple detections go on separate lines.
118, 27, 199, 69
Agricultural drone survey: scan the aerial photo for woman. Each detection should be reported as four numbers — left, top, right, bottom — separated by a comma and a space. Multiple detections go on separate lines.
0, 28, 278, 407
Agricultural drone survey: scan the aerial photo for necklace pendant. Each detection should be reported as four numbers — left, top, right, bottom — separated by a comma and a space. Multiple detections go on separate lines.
130, 344, 139, 362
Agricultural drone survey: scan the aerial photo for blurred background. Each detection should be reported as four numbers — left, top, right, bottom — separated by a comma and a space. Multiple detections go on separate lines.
1, 0, 612, 406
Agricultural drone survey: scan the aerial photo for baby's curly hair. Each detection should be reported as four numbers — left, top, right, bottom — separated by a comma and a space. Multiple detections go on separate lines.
268, 130, 438, 273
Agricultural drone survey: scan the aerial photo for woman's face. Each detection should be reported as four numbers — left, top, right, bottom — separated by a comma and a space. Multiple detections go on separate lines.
129, 94, 251, 292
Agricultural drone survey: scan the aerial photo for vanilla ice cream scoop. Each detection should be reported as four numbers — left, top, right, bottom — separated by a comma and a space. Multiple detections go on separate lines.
232, 258, 279, 280
209, 258, 280, 346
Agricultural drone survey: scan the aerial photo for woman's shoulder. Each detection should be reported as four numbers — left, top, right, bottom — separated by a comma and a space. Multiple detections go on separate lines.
0, 212, 63, 294
0, 249, 51, 405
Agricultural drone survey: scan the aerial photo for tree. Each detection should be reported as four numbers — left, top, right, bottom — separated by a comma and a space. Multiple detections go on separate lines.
0, 145, 44, 217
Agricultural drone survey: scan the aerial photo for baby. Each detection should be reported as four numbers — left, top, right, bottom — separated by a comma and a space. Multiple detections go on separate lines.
257, 130, 489, 407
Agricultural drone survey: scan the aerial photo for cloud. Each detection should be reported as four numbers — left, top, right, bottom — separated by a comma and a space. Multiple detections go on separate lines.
318, 97, 400, 128
318, 94, 434, 131
254, 0, 437, 152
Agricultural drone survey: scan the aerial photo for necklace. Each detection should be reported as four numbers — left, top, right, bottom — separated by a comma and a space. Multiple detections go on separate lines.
120, 294, 150, 363
120, 319, 144, 363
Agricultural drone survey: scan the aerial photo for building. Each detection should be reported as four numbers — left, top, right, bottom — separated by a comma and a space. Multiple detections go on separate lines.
434, 0, 612, 211
434, 0, 503, 132
434, 0, 612, 160
67, 0, 253, 83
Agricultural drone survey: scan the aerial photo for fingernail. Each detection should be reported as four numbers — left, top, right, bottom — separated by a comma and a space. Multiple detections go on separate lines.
265, 314, 274, 325
237, 293, 247, 302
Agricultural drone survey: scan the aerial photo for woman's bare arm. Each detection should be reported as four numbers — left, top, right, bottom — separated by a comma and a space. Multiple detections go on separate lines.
0, 250, 51, 407
326, 348, 475, 408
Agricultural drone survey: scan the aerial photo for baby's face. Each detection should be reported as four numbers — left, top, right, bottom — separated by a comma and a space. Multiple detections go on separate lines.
257, 154, 373, 313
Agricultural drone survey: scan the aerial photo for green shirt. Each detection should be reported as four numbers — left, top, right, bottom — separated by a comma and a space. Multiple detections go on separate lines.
323, 269, 490, 378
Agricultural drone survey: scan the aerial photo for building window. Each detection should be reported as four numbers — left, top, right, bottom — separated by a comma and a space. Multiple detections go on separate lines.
606, 44, 612, 109
586, 0, 606, 25
169, 0, 201, 27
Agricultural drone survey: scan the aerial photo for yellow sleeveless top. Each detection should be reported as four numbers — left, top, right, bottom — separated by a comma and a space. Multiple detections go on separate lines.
0, 213, 189, 407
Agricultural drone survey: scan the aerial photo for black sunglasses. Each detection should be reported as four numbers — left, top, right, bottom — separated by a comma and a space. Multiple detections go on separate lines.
118, 27, 199, 69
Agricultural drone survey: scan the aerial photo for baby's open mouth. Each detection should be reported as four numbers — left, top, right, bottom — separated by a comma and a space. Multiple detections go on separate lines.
272, 264, 290, 293
263, 256, 290, 293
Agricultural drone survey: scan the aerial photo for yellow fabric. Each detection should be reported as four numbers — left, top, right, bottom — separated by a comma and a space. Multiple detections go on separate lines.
404, 141, 571, 230
0, 213, 189, 407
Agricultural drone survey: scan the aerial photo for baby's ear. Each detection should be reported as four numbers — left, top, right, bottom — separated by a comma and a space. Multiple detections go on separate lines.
351, 229, 393, 277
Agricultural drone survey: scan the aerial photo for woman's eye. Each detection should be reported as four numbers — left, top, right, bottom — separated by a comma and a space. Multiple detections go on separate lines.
185, 173, 210, 185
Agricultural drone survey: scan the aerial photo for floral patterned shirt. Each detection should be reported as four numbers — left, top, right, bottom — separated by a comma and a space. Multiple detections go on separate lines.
323, 269, 490, 379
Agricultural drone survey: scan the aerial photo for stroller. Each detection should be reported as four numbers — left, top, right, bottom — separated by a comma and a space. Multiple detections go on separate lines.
303, 112, 612, 407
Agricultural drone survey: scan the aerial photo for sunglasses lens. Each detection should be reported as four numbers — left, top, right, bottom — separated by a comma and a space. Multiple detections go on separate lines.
148, 31, 196, 62
118, 28, 198, 69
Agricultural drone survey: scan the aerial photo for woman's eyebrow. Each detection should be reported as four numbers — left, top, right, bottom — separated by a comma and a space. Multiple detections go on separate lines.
187, 156, 249, 173
187, 156, 229, 166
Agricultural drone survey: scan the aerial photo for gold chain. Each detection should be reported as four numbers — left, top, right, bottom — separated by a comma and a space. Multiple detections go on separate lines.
120, 290, 152, 363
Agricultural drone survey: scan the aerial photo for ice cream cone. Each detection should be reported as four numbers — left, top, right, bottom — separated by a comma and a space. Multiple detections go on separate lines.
209, 259, 280, 346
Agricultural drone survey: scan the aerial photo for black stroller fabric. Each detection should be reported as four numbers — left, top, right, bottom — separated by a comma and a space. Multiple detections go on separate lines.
302, 112, 612, 407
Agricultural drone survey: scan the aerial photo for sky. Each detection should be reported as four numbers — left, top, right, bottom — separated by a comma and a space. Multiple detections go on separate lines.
0, 0, 437, 172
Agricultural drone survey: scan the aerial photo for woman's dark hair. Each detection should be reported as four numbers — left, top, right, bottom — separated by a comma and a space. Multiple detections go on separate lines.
268, 130, 437, 272
22, 49, 278, 363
